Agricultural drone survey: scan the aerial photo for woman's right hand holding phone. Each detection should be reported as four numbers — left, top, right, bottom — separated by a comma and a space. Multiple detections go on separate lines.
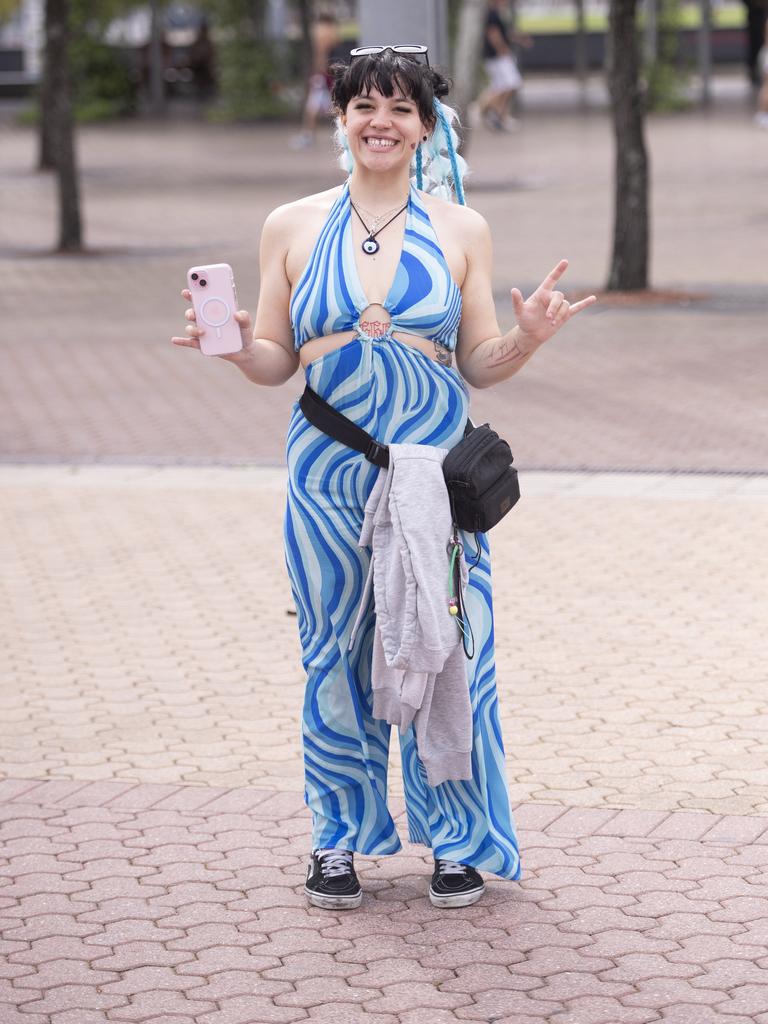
171, 288, 254, 362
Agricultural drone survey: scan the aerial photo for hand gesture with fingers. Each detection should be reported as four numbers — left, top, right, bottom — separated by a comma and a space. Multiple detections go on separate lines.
171, 288, 253, 361
511, 259, 597, 348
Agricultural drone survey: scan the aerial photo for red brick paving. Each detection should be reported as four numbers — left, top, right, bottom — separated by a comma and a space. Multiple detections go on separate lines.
1, 111, 767, 473
3, 95, 768, 1024
2, 780, 768, 1022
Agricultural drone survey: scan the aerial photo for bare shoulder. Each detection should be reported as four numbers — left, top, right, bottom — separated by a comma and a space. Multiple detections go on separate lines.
263, 185, 345, 235
266, 185, 347, 285
417, 190, 490, 242
417, 189, 488, 227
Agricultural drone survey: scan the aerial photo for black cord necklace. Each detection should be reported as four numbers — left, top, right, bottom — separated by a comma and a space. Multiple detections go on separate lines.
349, 198, 409, 255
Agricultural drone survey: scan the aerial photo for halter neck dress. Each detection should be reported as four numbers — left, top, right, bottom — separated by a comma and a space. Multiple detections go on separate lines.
283, 180, 520, 879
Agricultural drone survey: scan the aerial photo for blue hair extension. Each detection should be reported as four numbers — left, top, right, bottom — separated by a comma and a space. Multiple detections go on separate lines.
415, 143, 424, 189
434, 99, 466, 206
334, 119, 354, 174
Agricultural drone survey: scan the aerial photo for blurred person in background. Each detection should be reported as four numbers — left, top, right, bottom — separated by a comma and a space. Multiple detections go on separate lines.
742, 0, 768, 88
188, 19, 215, 100
470, 0, 532, 131
173, 46, 594, 912
756, 18, 768, 125
291, 12, 340, 149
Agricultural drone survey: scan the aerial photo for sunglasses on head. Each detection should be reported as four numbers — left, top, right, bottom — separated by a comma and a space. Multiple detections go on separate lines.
349, 44, 430, 68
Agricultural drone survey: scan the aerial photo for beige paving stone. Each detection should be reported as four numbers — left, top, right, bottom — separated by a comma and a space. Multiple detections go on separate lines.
363, 983, 473, 1014
455, 987, 565, 1020
397, 1012, 467, 1024
306, 1006, 396, 1024
2, 471, 768, 815
274, 976, 381, 1008
49, 1013, 113, 1024
20, 986, 130, 1015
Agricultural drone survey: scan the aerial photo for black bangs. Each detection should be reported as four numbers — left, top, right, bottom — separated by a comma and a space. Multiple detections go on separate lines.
330, 53, 451, 128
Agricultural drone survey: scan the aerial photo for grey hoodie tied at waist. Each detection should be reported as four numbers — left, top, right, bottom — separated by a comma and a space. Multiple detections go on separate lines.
349, 443, 473, 787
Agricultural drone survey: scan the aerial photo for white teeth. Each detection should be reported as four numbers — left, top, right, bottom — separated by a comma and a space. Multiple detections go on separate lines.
365, 138, 397, 150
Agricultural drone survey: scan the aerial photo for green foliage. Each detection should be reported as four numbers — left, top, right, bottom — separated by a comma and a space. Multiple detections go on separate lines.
0, 0, 21, 22
209, 37, 291, 120
69, 35, 138, 120
645, 0, 692, 112
200, 0, 294, 121
28, 0, 138, 121
518, 1, 743, 33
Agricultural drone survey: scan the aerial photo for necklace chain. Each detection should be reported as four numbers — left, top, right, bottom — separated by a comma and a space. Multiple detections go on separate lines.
349, 197, 409, 256
352, 198, 408, 232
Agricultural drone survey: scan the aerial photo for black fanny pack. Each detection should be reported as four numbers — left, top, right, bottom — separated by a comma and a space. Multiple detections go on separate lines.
299, 385, 520, 533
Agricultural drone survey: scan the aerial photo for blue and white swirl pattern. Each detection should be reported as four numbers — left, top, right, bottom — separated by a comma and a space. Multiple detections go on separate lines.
284, 335, 521, 879
290, 180, 463, 353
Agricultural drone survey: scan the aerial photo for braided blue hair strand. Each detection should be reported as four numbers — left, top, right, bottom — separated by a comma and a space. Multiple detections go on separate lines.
432, 99, 466, 206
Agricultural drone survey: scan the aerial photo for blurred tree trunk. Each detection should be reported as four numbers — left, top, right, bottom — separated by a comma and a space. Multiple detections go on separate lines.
447, 0, 462, 53
574, 0, 588, 96
452, 0, 486, 151
606, 0, 648, 290
44, 0, 83, 251
295, 0, 312, 73
37, 34, 56, 169
147, 0, 165, 116
294, 0, 312, 120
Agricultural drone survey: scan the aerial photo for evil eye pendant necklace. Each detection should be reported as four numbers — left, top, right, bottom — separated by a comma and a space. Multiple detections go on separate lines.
350, 198, 409, 256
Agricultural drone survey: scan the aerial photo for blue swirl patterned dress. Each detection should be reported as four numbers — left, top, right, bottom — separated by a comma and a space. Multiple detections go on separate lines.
284, 179, 521, 879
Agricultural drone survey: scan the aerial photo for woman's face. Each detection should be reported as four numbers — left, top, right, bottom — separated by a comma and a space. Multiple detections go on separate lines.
341, 86, 428, 173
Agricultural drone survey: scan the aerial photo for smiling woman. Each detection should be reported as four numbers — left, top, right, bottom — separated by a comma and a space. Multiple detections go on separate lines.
289, 58, 469, 371
171, 45, 595, 915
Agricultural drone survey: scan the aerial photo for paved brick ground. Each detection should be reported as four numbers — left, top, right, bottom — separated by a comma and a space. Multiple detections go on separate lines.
1, 466, 767, 1022
2, 96, 768, 1023
1, 106, 767, 471
3, 778, 768, 1024
1, 467, 767, 814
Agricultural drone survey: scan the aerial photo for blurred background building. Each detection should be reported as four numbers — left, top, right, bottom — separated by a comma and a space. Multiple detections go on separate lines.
0, 1, 764, 116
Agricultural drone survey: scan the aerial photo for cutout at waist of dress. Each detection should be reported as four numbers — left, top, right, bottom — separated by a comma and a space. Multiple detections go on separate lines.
298, 326, 455, 370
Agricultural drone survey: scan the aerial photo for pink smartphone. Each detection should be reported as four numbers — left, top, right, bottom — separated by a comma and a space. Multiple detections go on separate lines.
186, 263, 243, 356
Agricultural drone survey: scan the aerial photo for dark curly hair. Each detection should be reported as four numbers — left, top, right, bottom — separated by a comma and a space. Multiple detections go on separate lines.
330, 51, 451, 130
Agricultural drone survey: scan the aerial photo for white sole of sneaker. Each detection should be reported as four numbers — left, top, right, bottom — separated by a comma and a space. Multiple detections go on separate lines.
428, 885, 485, 908
304, 887, 363, 910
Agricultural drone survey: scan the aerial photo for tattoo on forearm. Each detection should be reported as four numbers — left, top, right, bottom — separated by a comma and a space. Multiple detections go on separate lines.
486, 333, 528, 369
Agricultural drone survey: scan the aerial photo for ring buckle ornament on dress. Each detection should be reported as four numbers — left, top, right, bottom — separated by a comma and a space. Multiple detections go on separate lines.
349, 44, 430, 68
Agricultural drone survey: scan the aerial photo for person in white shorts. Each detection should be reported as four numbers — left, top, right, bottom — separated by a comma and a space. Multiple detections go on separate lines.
291, 13, 340, 149
473, 0, 531, 131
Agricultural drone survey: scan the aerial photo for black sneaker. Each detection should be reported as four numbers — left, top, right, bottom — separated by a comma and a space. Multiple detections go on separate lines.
304, 848, 362, 910
429, 857, 485, 908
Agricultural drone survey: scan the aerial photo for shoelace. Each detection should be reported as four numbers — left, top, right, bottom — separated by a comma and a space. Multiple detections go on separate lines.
316, 848, 354, 878
437, 858, 468, 876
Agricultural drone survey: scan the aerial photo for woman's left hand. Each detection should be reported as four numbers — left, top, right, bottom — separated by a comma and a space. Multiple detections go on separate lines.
511, 259, 597, 349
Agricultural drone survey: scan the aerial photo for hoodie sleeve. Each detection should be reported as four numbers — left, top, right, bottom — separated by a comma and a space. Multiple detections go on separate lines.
387, 447, 458, 671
